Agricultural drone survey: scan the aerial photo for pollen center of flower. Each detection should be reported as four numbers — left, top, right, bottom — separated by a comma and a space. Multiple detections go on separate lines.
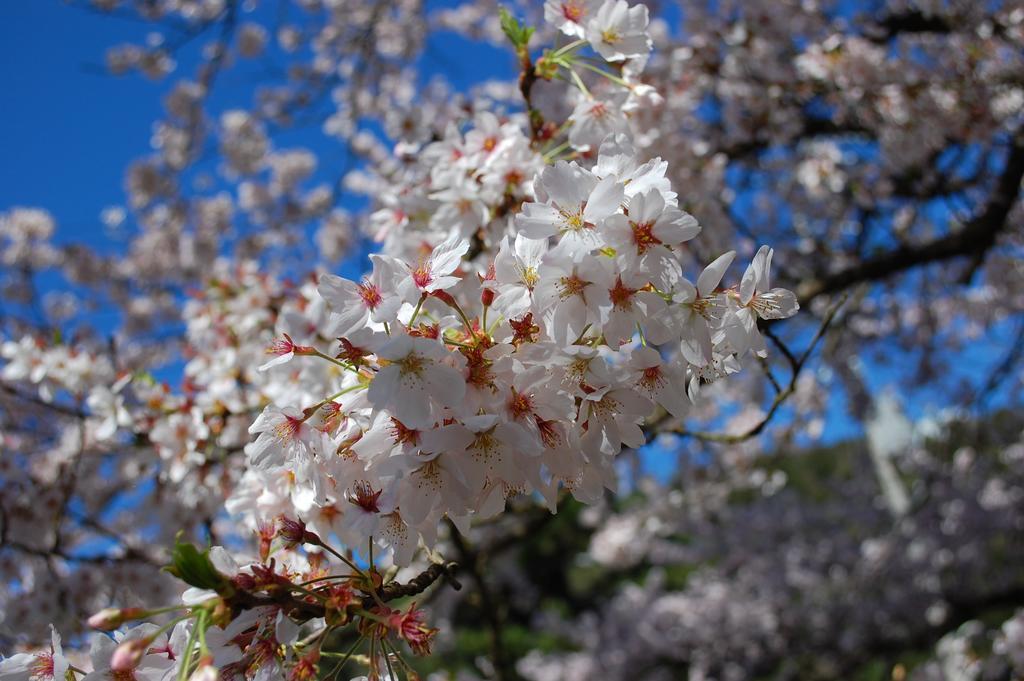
415, 459, 443, 490
358, 280, 383, 309
630, 220, 662, 254
750, 293, 783, 316
609, 277, 637, 309
274, 415, 303, 441
536, 418, 562, 448
518, 264, 540, 289
318, 504, 342, 523
591, 393, 620, 418
351, 480, 383, 513
471, 431, 499, 461
601, 29, 621, 44
557, 274, 589, 300
558, 207, 587, 232
30, 653, 55, 681
567, 357, 591, 383
412, 262, 433, 288
389, 417, 421, 446
690, 296, 714, 318
397, 352, 427, 377
562, 0, 584, 22
508, 388, 534, 420
589, 102, 609, 119
640, 366, 664, 390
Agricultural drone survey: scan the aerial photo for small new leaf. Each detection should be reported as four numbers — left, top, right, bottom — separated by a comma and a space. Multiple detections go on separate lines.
164, 534, 229, 592
499, 7, 534, 49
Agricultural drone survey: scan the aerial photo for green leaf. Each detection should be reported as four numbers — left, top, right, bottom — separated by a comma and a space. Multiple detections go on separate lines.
163, 534, 229, 592
499, 7, 534, 48
133, 371, 157, 386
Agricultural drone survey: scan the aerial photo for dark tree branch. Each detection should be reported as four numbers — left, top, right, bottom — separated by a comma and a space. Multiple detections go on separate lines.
446, 518, 522, 681
380, 560, 462, 601
226, 559, 461, 624
796, 135, 1024, 305
649, 294, 848, 444
870, 10, 953, 42
0, 381, 88, 419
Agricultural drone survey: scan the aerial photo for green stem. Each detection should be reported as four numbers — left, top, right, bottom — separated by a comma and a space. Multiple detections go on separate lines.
324, 634, 366, 680
301, 385, 362, 422
196, 610, 211, 656
313, 349, 360, 373
572, 323, 593, 345
575, 60, 631, 87
408, 293, 427, 326
553, 38, 587, 57
287, 582, 330, 602
543, 141, 571, 162
566, 66, 591, 97
381, 637, 399, 681
176, 614, 202, 681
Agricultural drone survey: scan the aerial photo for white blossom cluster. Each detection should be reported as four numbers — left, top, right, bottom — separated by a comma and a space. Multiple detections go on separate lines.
225, 0, 797, 567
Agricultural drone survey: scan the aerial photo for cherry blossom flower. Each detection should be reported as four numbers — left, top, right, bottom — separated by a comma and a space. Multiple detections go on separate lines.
491, 234, 547, 319
366, 334, 466, 429
319, 254, 404, 337
396, 234, 470, 303
604, 188, 699, 291
568, 92, 630, 152
545, 0, 599, 38
0, 625, 67, 681
516, 162, 624, 252
585, 0, 652, 62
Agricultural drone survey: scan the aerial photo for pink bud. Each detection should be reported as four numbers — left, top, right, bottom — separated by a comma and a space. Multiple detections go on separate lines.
110, 637, 150, 672
88, 607, 145, 631
277, 515, 321, 549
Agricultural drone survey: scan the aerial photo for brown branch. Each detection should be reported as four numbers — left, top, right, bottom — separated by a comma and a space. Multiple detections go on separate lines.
868, 10, 953, 42
795, 134, 1024, 305
1, 539, 158, 567
0, 381, 88, 419
379, 560, 462, 600
225, 559, 461, 623
446, 518, 522, 681
518, 50, 544, 144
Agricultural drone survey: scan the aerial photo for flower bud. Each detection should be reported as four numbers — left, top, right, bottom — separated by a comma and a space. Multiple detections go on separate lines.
277, 516, 321, 549
430, 289, 458, 308
110, 637, 152, 672
87, 607, 145, 631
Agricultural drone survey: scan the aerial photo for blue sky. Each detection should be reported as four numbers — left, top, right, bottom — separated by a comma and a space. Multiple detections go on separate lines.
0, 2, 170, 246
0, 1, 516, 250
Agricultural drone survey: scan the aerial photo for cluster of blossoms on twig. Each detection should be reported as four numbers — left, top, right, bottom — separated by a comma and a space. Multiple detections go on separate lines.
233, 0, 798, 569
0, 2, 801, 679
